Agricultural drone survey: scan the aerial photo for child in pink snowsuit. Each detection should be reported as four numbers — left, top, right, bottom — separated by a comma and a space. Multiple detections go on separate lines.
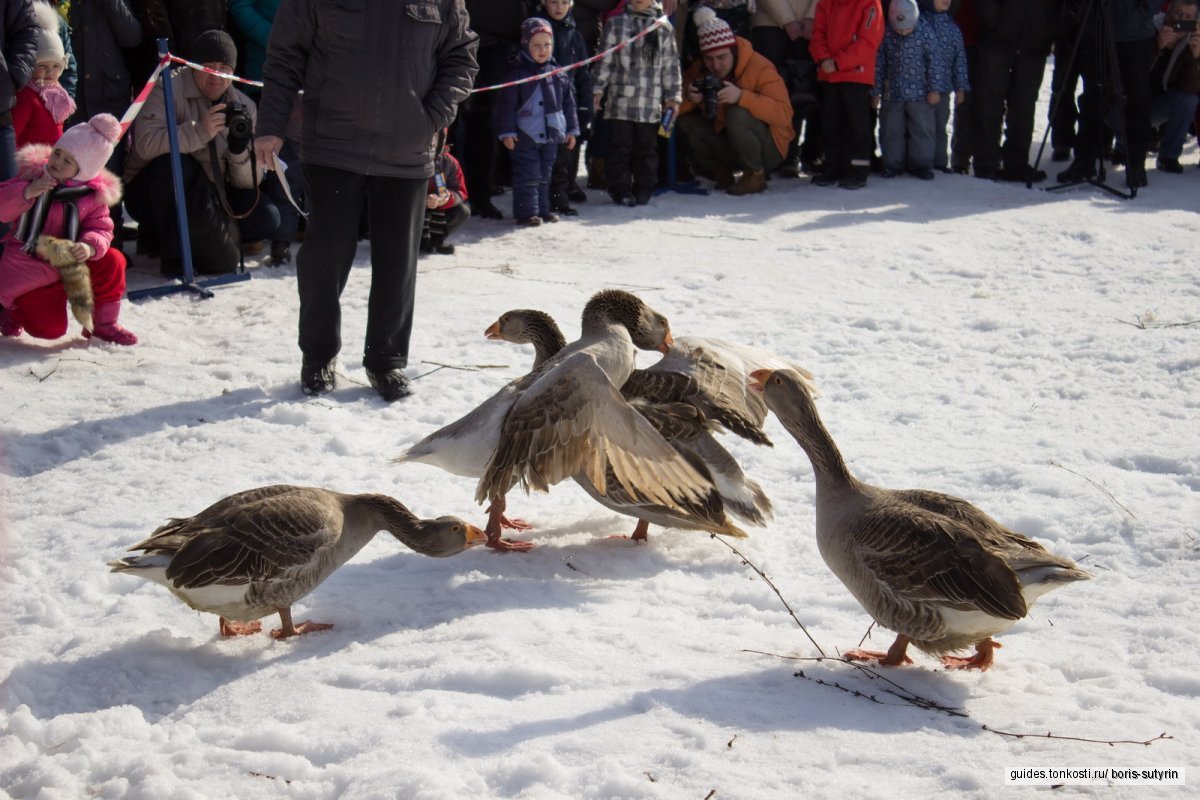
0, 113, 137, 345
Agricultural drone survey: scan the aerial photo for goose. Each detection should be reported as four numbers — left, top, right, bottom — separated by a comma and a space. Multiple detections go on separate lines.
475, 289, 719, 548
488, 309, 781, 540
750, 369, 1092, 671
109, 485, 486, 638
395, 313, 564, 546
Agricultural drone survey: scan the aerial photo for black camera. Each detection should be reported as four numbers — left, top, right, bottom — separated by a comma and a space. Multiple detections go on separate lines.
1172, 20, 1197, 33
224, 101, 254, 141
693, 73, 723, 121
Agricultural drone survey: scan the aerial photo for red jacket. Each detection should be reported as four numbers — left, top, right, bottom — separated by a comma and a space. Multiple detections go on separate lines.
809, 0, 884, 86
12, 86, 65, 148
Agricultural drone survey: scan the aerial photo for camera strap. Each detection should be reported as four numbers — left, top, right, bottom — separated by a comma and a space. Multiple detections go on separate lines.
207, 139, 260, 221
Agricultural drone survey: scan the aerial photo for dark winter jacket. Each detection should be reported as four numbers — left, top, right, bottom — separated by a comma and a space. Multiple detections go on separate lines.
133, 0, 228, 61
534, 2, 593, 128
258, 0, 479, 179
495, 50, 579, 147
228, 0, 280, 88
1, 0, 41, 115
1152, 29, 1200, 95
69, 0, 142, 120
464, 0, 531, 42
573, 0, 621, 52
976, 0, 1058, 55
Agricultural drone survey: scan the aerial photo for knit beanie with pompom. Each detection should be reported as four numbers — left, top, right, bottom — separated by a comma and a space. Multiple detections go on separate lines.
55, 114, 123, 182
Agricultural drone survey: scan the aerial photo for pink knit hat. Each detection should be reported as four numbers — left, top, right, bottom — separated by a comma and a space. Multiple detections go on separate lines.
694, 7, 736, 55
55, 114, 122, 182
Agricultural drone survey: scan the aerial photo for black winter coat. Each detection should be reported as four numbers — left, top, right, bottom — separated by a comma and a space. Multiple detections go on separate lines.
259, 0, 479, 179
133, 0, 228, 61
976, 0, 1059, 55
1, 0, 39, 114
70, 0, 143, 120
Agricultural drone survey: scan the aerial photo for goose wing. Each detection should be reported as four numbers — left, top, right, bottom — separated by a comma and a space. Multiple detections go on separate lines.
854, 508, 1028, 620
159, 490, 343, 589
476, 351, 711, 510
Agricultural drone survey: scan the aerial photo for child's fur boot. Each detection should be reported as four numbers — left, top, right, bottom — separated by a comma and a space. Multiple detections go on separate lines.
35, 235, 94, 331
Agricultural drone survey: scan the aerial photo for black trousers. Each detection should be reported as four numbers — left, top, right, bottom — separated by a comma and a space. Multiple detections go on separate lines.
820, 82, 873, 178
1074, 35, 1154, 162
751, 26, 821, 165
297, 164, 425, 373
972, 45, 1048, 172
605, 119, 659, 199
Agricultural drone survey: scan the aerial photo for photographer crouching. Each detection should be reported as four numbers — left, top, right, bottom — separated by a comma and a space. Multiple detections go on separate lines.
676, 7, 795, 195
124, 30, 280, 275
1148, 0, 1200, 172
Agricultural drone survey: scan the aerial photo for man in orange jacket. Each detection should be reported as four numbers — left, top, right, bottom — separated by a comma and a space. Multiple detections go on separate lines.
677, 7, 795, 195
809, 0, 884, 189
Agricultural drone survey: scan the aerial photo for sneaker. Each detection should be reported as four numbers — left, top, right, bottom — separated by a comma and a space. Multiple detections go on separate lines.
270, 240, 291, 265
612, 192, 636, 207
812, 171, 840, 187
776, 157, 802, 178
1156, 156, 1183, 174
367, 368, 412, 402
0, 305, 22, 337
909, 168, 936, 181
301, 360, 337, 396
516, 216, 542, 226
555, 205, 579, 216
435, 244, 456, 255
1057, 159, 1097, 183
542, 212, 560, 223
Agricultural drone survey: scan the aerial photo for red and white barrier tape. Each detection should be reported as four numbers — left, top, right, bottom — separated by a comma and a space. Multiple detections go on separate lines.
118, 54, 264, 138
469, 16, 670, 94
166, 55, 265, 89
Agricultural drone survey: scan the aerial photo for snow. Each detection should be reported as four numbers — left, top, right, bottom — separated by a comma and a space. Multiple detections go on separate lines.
3, 120, 1198, 796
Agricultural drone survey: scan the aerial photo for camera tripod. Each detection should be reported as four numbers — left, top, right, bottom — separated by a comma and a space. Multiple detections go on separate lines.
1036, 0, 1136, 199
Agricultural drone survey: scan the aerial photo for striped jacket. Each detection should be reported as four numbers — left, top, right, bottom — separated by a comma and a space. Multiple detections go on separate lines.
592, 2, 682, 124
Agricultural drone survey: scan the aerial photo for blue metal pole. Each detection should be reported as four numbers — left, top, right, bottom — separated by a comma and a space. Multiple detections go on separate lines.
157, 37, 196, 284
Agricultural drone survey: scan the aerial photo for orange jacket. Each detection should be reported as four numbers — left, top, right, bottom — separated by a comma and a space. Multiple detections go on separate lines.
679, 37, 796, 161
809, 0, 884, 86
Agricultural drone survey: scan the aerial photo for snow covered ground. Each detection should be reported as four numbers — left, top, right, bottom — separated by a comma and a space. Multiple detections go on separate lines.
2, 123, 1198, 796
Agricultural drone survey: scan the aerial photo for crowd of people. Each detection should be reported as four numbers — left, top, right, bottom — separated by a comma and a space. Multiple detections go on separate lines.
0, 0, 1195, 398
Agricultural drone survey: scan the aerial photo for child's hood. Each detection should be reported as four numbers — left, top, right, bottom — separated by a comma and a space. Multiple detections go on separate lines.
14, 143, 123, 207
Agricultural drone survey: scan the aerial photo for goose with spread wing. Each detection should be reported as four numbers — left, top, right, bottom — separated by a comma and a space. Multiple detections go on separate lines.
490, 309, 789, 540
750, 369, 1092, 670
475, 289, 723, 548
109, 485, 486, 638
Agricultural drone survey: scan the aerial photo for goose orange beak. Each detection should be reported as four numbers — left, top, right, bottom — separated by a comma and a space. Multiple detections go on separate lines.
658, 329, 674, 354
464, 524, 488, 546
748, 369, 773, 393
484, 321, 502, 340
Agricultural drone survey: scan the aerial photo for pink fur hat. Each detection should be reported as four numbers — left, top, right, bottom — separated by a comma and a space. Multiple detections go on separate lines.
56, 114, 122, 182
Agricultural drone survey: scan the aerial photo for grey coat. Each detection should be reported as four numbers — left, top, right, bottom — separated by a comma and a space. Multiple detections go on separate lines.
69, 0, 142, 119
257, 0, 479, 179
1, 0, 40, 114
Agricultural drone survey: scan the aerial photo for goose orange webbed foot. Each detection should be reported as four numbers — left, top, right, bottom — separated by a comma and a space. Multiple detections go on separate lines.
941, 639, 1001, 671
844, 635, 913, 667
219, 617, 262, 637
270, 608, 334, 639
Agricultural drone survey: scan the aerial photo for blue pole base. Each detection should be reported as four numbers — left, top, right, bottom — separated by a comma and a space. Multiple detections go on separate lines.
656, 180, 710, 196
127, 271, 252, 301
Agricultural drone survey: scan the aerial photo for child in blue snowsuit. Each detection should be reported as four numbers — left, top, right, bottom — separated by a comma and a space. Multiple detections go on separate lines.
496, 17, 580, 226
873, 0, 938, 178
922, 0, 969, 172
536, 0, 594, 214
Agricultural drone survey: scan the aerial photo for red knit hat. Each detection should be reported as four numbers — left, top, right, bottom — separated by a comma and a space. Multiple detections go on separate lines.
694, 7, 735, 54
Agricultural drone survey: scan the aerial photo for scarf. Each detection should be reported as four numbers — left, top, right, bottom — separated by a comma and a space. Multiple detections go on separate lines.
32, 81, 76, 125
